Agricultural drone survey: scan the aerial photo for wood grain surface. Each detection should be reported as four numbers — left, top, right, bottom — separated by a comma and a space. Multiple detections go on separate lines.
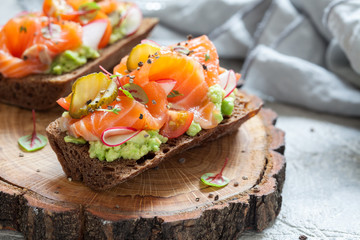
0, 101, 285, 239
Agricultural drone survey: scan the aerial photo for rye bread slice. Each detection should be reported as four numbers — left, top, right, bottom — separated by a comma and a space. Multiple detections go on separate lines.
46, 91, 263, 191
0, 18, 158, 110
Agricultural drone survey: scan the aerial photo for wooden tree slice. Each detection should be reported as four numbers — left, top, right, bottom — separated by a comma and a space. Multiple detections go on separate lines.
0, 101, 285, 239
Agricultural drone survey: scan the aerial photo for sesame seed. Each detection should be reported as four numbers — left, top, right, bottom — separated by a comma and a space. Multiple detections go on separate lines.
138, 61, 144, 67
178, 158, 185, 164
147, 59, 152, 64
67, 177, 72, 182
242, 176, 248, 180
139, 113, 143, 119
107, 106, 113, 110
187, 34, 193, 40
152, 100, 156, 104
214, 195, 219, 201
19, 153, 24, 157
202, 64, 207, 70
234, 182, 239, 187
36, 169, 40, 173
195, 197, 200, 202
208, 193, 214, 198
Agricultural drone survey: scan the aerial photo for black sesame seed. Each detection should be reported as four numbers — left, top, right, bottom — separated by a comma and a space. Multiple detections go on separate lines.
187, 34, 193, 40
214, 195, 219, 201
202, 64, 207, 70
147, 59, 152, 64
23, 55, 28, 60
86, 99, 92, 105
138, 61, 144, 67
107, 106, 113, 110
195, 197, 200, 202
152, 99, 156, 104
139, 113, 143, 119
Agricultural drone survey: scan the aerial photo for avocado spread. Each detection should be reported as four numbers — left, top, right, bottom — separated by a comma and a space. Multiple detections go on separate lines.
186, 121, 202, 136
185, 84, 237, 136
108, 6, 127, 44
88, 130, 168, 162
51, 45, 100, 75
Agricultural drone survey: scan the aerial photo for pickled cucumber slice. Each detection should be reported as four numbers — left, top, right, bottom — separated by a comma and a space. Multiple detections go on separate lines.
69, 72, 118, 119
126, 43, 160, 71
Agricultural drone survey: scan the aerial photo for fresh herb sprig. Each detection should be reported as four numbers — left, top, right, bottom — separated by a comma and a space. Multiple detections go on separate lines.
96, 107, 121, 114
167, 90, 183, 98
201, 157, 230, 187
18, 110, 47, 152
205, 51, 210, 62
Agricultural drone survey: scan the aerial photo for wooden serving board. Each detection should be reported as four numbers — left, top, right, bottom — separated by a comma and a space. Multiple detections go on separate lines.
0, 102, 285, 240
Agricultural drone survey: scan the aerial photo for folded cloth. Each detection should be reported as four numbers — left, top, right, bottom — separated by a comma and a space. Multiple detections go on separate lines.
243, 45, 360, 116
138, 0, 360, 116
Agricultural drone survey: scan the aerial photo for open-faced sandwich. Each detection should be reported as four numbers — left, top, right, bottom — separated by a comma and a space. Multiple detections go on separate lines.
0, 0, 158, 110
46, 35, 262, 190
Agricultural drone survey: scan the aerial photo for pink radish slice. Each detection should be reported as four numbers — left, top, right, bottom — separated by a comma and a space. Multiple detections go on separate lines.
120, 6, 142, 36
219, 70, 237, 98
155, 79, 176, 95
141, 39, 161, 47
82, 19, 108, 50
101, 127, 141, 147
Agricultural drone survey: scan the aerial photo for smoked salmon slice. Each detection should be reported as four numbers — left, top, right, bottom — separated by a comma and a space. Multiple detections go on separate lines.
113, 35, 223, 129
0, 12, 82, 78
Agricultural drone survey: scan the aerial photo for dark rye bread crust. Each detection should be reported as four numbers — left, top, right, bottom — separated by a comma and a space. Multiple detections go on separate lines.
0, 18, 158, 110
46, 91, 263, 191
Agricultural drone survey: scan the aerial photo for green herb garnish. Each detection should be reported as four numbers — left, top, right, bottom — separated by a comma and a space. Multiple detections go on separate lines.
19, 25, 27, 33
201, 157, 230, 187
123, 83, 149, 104
205, 51, 210, 61
78, 2, 100, 24
18, 110, 47, 152
96, 107, 121, 114
167, 90, 183, 98
119, 88, 134, 100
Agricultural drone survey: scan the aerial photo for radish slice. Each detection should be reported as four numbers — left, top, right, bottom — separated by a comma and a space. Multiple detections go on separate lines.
219, 70, 237, 98
82, 19, 108, 50
120, 6, 142, 36
155, 79, 176, 95
101, 127, 141, 147
141, 39, 160, 47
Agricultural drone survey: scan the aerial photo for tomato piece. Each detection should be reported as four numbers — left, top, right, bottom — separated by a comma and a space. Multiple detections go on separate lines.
56, 93, 72, 110
160, 110, 194, 139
